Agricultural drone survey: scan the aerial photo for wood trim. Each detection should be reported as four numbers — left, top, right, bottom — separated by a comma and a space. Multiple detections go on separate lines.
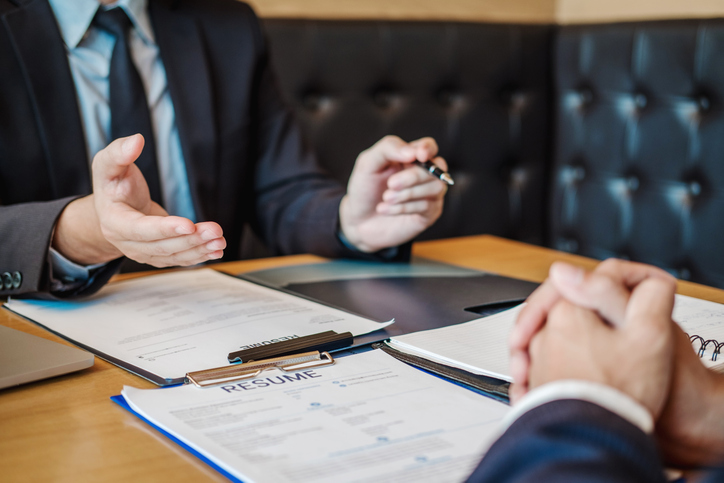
244, 0, 556, 23
245, 0, 724, 24
557, 0, 724, 24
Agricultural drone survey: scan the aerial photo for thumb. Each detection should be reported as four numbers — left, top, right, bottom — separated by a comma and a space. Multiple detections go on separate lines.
356, 135, 415, 175
92, 134, 145, 184
549, 262, 631, 326
623, 276, 676, 418
407, 137, 441, 166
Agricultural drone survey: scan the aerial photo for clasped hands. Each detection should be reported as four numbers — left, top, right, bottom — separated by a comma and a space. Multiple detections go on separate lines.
511, 258, 724, 468
52, 134, 448, 267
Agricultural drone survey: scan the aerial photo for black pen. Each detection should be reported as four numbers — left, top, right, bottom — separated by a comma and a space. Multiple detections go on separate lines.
414, 160, 455, 186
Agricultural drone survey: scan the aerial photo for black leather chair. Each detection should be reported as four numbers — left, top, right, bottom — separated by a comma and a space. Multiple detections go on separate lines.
551, 20, 724, 288
262, 18, 724, 288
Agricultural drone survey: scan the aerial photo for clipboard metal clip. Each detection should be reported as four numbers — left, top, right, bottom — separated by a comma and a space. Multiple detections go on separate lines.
186, 351, 335, 388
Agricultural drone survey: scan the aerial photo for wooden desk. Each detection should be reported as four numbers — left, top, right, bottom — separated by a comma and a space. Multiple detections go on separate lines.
1, 235, 722, 481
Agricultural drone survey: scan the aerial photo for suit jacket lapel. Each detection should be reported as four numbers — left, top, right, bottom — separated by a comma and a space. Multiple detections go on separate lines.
2, 0, 91, 198
150, 0, 218, 221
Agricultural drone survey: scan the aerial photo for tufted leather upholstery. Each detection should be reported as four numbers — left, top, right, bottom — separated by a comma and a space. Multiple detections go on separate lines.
552, 20, 724, 287
262, 19, 724, 288
264, 20, 553, 245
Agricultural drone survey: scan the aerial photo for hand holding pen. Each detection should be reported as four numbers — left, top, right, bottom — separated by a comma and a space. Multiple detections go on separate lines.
338, 136, 450, 253
414, 160, 455, 186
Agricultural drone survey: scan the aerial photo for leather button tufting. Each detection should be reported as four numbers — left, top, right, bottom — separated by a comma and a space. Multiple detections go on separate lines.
437, 87, 464, 109
561, 164, 586, 185
499, 86, 529, 114
678, 267, 692, 281
510, 166, 528, 189
557, 238, 579, 253
566, 85, 594, 113
579, 87, 594, 106
697, 95, 711, 112
300, 89, 330, 112
509, 91, 528, 114
626, 176, 640, 192
372, 88, 401, 109
634, 92, 648, 110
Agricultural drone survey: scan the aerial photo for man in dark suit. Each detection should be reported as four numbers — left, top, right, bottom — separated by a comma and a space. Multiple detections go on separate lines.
0, 0, 448, 298
468, 259, 724, 481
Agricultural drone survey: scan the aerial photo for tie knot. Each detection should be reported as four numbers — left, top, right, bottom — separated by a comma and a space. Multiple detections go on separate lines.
93, 7, 133, 39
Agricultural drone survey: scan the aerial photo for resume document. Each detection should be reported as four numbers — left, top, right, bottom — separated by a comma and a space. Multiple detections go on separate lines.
121, 349, 510, 483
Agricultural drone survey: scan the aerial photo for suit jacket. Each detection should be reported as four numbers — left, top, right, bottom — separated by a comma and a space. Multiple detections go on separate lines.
0, 0, 378, 298
467, 398, 724, 483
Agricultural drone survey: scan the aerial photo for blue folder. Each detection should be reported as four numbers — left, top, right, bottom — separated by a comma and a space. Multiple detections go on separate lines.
111, 394, 243, 483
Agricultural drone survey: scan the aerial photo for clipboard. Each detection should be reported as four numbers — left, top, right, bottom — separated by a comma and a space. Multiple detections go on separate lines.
174, 330, 348, 387
4, 269, 390, 387
182, 328, 508, 403
186, 351, 336, 387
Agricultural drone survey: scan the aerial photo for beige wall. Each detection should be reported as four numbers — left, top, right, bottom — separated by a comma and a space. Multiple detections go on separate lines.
245, 0, 724, 23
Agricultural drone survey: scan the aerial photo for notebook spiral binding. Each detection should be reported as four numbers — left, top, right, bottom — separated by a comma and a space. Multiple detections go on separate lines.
689, 334, 723, 362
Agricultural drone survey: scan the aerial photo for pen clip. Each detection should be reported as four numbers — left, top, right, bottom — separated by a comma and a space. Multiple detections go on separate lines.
186, 351, 335, 388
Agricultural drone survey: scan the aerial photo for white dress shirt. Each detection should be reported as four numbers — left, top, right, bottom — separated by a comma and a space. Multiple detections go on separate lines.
48, 0, 196, 285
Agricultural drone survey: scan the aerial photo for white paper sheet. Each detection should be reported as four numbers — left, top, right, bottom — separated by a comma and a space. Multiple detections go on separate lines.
5, 269, 392, 384
388, 294, 724, 379
121, 349, 509, 483
673, 294, 724, 370
389, 305, 523, 382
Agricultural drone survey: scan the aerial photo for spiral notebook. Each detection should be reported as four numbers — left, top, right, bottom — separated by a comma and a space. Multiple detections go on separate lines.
378, 294, 724, 398
673, 294, 724, 372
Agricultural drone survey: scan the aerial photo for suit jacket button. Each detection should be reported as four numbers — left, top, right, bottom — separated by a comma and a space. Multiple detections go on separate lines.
12, 271, 22, 289
2, 272, 12, 290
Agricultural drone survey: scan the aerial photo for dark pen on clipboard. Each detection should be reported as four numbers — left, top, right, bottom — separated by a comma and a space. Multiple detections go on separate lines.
413, 160, 455, 186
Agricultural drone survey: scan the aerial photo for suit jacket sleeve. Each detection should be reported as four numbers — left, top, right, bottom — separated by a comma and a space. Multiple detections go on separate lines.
0, 197, 121, 299
466, 399, 668, 483
241, 6, 408, 261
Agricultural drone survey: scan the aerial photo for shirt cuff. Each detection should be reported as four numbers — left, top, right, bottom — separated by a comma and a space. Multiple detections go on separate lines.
336, 226, 399, 260
503, 380, 654, 435
49, 247, 107, 292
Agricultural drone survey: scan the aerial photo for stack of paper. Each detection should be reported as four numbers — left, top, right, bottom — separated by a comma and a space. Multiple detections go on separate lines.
388, 306, 522, 382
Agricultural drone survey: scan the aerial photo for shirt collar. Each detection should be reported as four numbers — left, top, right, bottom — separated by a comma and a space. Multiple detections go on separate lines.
49, 0, 155, 49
